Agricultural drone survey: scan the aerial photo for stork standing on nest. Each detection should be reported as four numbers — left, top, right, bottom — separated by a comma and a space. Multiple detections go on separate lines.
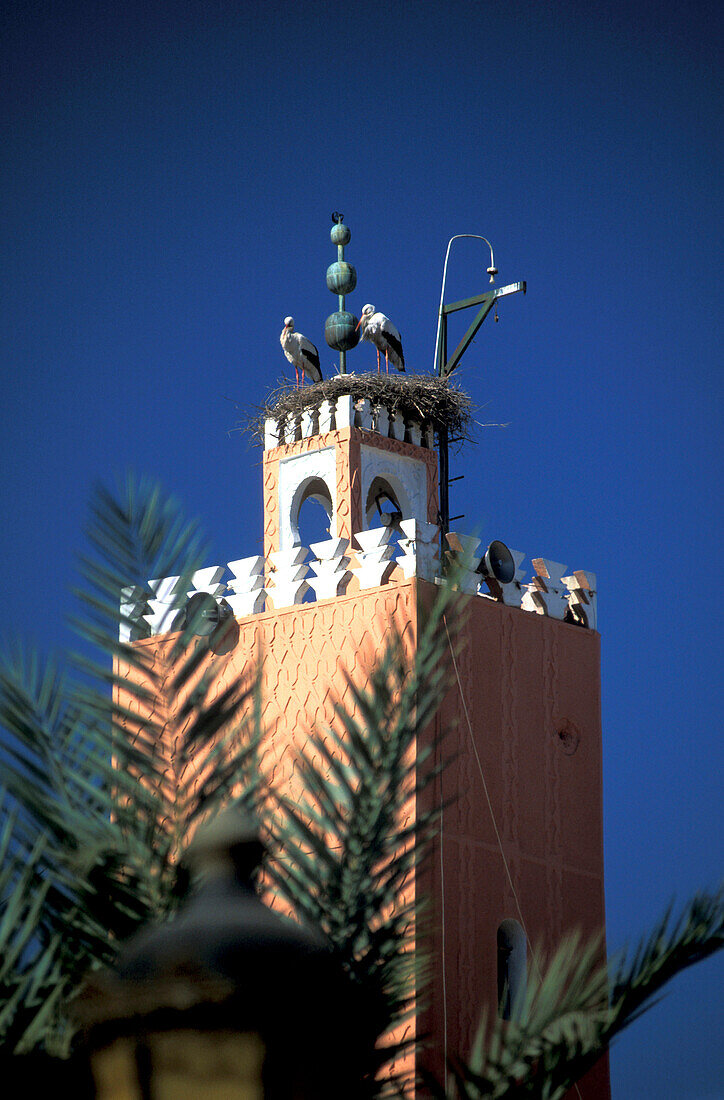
280, 317, 322, 388
356, 304, 405, 374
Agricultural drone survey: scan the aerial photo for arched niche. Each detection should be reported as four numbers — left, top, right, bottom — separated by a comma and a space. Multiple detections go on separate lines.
278, 448, 336, 550
359, 446, 428, 533
295, 477, 334, 549
365, 475, 408, 525
497, 919, 527, 1021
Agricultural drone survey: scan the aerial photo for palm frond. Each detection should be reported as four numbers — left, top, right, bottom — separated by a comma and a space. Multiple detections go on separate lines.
0, 477, 266, 1053
444, 886, 724, 1099
267, 586, 456, 1094
3, 470, 721, 1099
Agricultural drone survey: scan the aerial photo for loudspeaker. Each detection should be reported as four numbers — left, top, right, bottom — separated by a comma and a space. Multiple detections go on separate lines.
184, 592, 233, 637
477, 540, 515, 585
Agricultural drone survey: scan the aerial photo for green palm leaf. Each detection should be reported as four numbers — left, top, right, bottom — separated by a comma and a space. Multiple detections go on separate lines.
267, 588, 455, 1096
1, 472, 721, 1100
0, 477, 265, 1053
440, 886, 724, 1098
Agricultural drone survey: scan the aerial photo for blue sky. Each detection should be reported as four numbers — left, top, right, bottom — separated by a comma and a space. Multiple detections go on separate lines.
2, 1, 722, 1093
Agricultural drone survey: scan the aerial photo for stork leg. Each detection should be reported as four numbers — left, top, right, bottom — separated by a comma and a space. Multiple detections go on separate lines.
376, 348, 381, 373
385, 350, 390, 375
295, 365, 300, 390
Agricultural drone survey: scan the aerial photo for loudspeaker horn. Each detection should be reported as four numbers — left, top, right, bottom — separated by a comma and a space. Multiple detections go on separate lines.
185, 592, 233, 637
476, 540, 515, 585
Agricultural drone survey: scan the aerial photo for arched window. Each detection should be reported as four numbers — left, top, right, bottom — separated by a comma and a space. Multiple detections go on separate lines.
364, 475, 410, 532
294, 477, 333, 549
497, 919, 527, 1020
295, 479, 334, 603
364, 475, 408, 557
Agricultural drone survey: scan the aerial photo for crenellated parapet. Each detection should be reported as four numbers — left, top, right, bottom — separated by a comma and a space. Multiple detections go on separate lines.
443, 534, 597, 628
121, 528, 597, 640
264, 392, 436, 452
122, 375, 595, 640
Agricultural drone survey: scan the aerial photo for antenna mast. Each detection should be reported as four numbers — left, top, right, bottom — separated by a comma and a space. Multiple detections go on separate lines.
434, 235, 526, 539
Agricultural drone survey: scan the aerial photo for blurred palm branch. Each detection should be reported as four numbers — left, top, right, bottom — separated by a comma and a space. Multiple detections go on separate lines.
0, 477, 721, 1098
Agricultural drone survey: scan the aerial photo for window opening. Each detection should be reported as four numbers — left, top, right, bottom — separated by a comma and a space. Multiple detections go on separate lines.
497, 919, 527, 1020
365, 477, 405, 552
296, 479, 333, 604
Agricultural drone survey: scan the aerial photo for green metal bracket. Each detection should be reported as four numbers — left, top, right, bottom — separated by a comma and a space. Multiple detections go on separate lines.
442, 294, 496, 378
439, 281, 526, 379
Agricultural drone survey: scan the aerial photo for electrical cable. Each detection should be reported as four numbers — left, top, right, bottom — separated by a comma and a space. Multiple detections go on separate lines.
442, 615, 584, 1100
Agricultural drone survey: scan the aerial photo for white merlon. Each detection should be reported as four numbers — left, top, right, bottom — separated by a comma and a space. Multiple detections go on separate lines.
264, 418, 280, 449
226, 555, 266, 617
355, 526, 395, 552
445, 532, 483, 594
120, 584, 148, 614
188, 566, 226, 598
354, 397, 373, 429
282, 415, 296, 445
307, 536, 351, 601
148, 575, 183, 602
335, 394, 355, 430
375, 405, 390, 437
145, 575, 185, 634
562, 570, 597, 630
397, 518, 439, 581
310, 535, 349, 560
521, 558, 569, 619
352, 525, 396, 589
227, 555, 266, 582
318, 399, 334, 434
390, 411, 405, 440
301, 407, 317, 438
119, 585, 150, 642
268, 546, 310, 608
407, 420, 422, 446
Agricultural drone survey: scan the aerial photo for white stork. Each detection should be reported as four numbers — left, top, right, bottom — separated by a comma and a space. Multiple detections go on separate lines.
355, 304, 405, 374
280, 317, 322, 388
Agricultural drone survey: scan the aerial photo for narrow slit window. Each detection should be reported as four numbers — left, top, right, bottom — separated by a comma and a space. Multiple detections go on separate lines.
497, 919, 527, 1020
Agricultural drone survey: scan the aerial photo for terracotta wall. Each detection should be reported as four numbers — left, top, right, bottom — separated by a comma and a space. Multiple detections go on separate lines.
122, 576, 609, 1097
418, 587, 610, 1097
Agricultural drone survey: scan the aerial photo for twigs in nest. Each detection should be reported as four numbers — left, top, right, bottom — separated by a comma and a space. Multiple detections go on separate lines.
247, 373, 473, 445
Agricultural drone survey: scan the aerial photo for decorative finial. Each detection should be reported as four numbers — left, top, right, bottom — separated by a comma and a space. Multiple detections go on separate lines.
324, 213, 359, 374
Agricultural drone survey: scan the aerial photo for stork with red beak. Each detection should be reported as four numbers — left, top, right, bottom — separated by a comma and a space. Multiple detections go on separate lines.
356, 304, 405, 374
280, 317, 323, 388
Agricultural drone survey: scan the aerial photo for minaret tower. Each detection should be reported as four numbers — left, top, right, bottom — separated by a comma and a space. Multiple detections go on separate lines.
125, 219, 610, 1098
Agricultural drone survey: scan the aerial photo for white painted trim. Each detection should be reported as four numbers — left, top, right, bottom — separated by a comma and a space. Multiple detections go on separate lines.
278, 447, 337, 550
359, 444, 428, 531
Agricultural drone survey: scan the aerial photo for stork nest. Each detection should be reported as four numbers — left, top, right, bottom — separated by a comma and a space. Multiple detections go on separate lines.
249, 372, 473, 444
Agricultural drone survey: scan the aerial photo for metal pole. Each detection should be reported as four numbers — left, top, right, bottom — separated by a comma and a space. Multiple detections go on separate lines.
438, 315, 449, 563
338, 240, 346, 374
439, 425, 449, 535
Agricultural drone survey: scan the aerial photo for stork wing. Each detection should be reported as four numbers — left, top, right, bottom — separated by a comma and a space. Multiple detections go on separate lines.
300, 336, 322, 381
381, 319, 404, 368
